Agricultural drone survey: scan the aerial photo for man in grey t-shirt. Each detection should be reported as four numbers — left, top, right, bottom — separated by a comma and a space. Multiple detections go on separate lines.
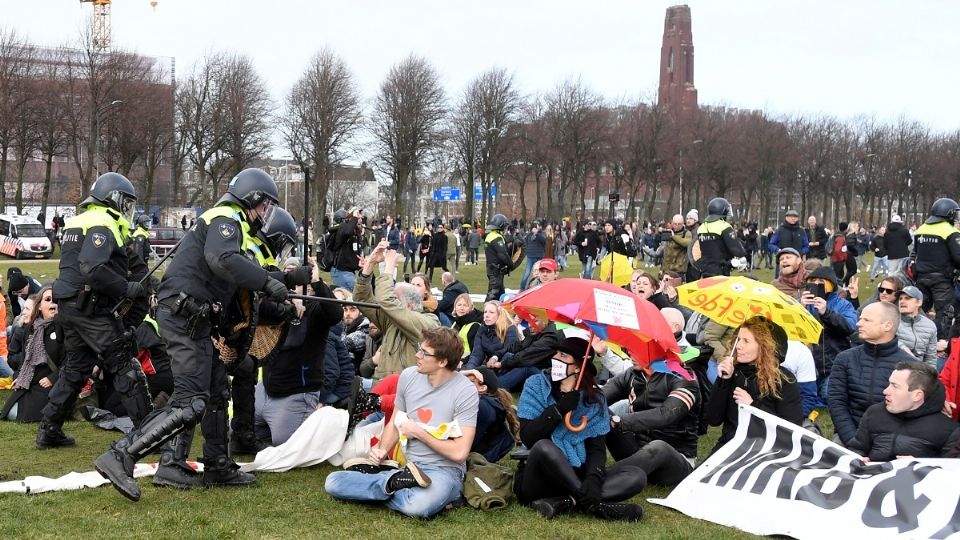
325, 327, 478, 518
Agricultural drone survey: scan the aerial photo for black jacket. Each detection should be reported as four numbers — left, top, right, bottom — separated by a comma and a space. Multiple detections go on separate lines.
54, 205, 132, 308
260, 279, 343, 397
807, 225, 829, 259
503, 321, 562, 369
429, 231, 448, 266
573, 229, 601, 262
706, 363, 802, 452
438, 280, 469, 318
848, 384, 960, 460
828, 337, 916, 445
884, 222, 912, 259
771, 221, 807, 253
485, 231, 512, 274
331, 217, 363, 272
0, 321, 65, 423
696, 217, 746, 277
869, 234, 887, 258
602, 369, 701, 459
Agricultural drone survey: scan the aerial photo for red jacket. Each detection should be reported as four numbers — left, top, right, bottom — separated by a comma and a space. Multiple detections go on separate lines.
940, 337, 960, 421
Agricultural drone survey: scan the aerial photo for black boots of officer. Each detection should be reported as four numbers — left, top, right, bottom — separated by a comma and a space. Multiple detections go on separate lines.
95, 400, 204, 501
152, 431, 202, 489
36, 419, 76, 449
201, 406, 256, 487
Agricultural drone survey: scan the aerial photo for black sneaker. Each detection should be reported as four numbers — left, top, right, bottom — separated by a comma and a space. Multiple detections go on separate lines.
532, 496, 575, 519
589, 502, 644, 522
36, 420, 76, 450
385, 463, 431, 493
343, 457, 400, 474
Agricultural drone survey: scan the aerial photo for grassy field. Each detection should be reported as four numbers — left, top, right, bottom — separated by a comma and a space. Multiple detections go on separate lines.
0, 253, 857, 539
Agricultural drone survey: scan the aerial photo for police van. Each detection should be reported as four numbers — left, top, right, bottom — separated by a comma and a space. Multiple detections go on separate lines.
0, 214, 53, 259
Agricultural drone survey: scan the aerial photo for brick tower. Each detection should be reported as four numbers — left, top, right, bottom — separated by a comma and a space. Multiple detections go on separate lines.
658, 5, 698, 114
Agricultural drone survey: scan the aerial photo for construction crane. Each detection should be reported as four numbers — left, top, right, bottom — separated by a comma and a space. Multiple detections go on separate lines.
80, 0, 158, 53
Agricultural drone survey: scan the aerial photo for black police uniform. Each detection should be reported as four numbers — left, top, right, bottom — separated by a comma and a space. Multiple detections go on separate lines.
695, 216, 746, 277
485, 229, 513, 301
39, 204, 152, 446
913, 219, 960, 338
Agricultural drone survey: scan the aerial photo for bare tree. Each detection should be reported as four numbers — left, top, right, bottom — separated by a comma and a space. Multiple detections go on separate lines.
281, 47, 362, 221
177, 52, 227, 205
217, 54, 273, 181
0, 29, 35, 211
370, 54, 446, 225
33, 47, 70, 220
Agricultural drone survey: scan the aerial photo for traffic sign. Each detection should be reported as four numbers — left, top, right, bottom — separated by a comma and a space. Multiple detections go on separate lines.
433, 186, 461, 202
474, 184, 497, 201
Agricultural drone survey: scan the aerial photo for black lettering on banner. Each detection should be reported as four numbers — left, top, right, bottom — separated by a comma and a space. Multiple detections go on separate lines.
930, 495, 960, 539
700, 414, 768, 486
733, 423, 794, 492
795, 461, 892, 511
775, 437, 848, 500
861, 463, 936, 533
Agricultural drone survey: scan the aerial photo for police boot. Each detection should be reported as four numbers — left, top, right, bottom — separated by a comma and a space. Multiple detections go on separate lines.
36, 419, 76, 450
229, 428, 268, 456
201, 456, 257, 488
153, 430, 202, 489
96, 401, 204, 502
107, 354, 153, 427
531, 496, 575, 519
587, 502, 644, 522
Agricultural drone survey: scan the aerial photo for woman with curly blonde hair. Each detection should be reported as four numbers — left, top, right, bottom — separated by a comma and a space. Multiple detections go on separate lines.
704, 316, 803, 454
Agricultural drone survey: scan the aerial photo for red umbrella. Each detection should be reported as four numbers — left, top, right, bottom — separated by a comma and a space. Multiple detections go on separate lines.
504, 279, 681, 431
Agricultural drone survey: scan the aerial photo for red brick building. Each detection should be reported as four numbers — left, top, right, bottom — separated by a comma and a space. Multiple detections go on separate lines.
658, 4, 698, 115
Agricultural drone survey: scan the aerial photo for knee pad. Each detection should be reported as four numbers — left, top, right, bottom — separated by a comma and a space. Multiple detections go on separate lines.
182, 398, 206, 424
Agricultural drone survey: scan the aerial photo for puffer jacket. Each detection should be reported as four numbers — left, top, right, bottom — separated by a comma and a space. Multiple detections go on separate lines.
828, 337, 916, 445
897, 313, 938, 366
769, 221, 809, 254
354, 271, 440, 384
848, 384, 960, 460
465, 323, 520, 369
602, 369, 701, 459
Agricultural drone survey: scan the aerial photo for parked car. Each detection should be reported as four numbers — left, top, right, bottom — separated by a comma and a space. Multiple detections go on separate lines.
0, 214, 53, 259
149, 227, 186, 258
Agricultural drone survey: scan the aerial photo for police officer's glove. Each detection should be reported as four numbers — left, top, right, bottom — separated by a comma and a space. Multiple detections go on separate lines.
284, 265, 313, 288
555, 391, 580, 414
263, 277, 289, 302
125, 281, 148, 299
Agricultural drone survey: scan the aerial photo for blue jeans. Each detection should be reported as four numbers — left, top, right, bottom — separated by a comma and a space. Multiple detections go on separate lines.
870, 256, 889, 279
0, 355, 12, 378
582, 256, 596, 279
331, 268, 357, 291
518, 257, 537, 291
325, 463, 463, 518
498, 366, 540, 392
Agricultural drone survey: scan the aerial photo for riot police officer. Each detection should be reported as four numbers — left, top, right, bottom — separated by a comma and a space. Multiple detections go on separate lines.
130, 214, 152, 263
485, 214, 514, 301
37, 172, 152, 449
912, 198, 960, 338
694, 197, 746, 277
95, 168, 305, 501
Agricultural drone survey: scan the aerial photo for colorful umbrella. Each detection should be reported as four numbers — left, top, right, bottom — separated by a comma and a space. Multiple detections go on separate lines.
596, 252, 633, 286
677, 276, 823, 344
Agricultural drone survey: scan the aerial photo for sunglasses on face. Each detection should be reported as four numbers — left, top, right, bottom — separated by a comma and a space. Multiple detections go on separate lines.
878, 287, 897, 295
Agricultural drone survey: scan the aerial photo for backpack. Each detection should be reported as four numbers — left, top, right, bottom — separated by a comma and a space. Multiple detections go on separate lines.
317, 228, 341, 272
829, 233, 847, 263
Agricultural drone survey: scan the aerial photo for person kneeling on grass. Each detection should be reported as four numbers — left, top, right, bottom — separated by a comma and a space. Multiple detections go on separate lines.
514, 337, 644, 522
324, 327, 478, 519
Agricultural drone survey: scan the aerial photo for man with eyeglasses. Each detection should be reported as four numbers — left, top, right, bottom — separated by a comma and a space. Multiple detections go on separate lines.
326, 326, 479, 518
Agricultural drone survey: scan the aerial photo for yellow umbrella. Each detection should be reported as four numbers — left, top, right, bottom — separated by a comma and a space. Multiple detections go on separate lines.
597, 252, 633, 286
677, 276, 823, 344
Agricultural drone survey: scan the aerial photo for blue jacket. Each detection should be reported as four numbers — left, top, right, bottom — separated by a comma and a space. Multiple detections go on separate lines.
525, 231, 546, 259
808, 292, 857, 379
769, 222, 810, 255
385, 226, 401, 251
465, 324, 520, 369
320, 322, 356, 405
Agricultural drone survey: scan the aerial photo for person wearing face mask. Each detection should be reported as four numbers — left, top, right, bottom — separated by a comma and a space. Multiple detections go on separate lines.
514, 337, 644, 522
464, 301, 520, 370
706, 317, 802, 454
2, 287, 64, 422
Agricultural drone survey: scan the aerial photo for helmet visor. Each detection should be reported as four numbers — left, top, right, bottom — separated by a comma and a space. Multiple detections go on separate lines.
108, 190, 137, 227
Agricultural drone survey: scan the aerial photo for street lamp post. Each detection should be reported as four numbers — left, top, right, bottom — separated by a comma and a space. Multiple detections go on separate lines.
94, 99, 124, 176
678, 139, 702, 214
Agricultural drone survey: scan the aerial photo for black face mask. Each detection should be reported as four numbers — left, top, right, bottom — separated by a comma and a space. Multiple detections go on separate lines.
674, 330, 683, 341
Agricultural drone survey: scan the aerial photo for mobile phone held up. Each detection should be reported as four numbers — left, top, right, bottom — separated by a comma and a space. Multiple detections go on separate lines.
805, 282, 826, 300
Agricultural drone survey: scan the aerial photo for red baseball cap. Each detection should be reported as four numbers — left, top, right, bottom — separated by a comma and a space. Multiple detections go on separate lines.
539, 258, 558, 272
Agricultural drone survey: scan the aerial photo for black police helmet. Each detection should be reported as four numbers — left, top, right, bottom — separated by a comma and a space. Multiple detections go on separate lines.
136, 214, 151, 229
929, 198, 960, 223
83, 172, 137, 221
707, 197, 733, 219
487, 214, 508, 231
260, 207, 298, 262
218, 168, 280, 210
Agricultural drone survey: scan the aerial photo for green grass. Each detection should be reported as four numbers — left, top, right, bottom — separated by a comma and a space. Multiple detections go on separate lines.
0, 253, 852, 539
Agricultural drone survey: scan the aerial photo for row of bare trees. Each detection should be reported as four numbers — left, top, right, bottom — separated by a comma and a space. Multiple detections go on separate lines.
2, 26, 958, 229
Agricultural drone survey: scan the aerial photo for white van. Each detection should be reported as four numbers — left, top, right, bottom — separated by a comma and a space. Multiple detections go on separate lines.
0, 214, 53, 259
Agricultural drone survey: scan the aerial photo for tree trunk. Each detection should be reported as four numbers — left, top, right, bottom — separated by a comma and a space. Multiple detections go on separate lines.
42, 157, 54, 222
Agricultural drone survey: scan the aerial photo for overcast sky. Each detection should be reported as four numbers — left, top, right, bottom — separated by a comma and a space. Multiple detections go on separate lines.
6, 0, 959, 155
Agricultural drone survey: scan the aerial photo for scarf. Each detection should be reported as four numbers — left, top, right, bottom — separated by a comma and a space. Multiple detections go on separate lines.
516, 372, 609, 467
778, 266, 808, 295
12, 317, 55, 391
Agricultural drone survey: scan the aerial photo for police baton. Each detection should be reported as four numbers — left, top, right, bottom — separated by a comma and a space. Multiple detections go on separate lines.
287, 293, 381, 309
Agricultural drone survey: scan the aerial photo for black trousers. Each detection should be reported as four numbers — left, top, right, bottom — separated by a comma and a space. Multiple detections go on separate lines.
515, 439, 646, 505
486, 271, 505, 301
606, 430, 694, 487
917, 275, 954, 339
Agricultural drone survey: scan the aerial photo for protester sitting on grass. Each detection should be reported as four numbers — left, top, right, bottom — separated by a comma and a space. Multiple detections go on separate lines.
411, 273, 439, 315
325, 327, 478, 519
849, 361, 960, 460
629, 270, 671, 310
515, 337, 644, 522
706, 317, 803, 454
1, 287, 64, 422
895, 286, 939, 367
437, 272, 468, 324
355, 241, 440, 385
496, 313, 563, 392
461, 367, 519, 463
451, 293, 483, 361
464, 301, 520, 370
335, 288, 370, 371
6, 268, 42, 320
6, 294, 36, 374
801, 266, 857, 399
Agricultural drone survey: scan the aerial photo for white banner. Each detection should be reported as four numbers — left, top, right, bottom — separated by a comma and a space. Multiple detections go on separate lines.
651, 405, 960, 539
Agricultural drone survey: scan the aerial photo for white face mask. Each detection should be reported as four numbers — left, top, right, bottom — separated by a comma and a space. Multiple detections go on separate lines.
550, 358, 572, 382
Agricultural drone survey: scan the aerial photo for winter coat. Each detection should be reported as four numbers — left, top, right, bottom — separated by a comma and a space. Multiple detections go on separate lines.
320, 322, 357, 405
870, 234, 887, 258
769, 222, 809, 255
471, 394, 516, 463
0, 321, 65, 423
525, 230, 546, 259
940, 336, 960, 421
467, 231, 482, 250
453, 309, 484, 358
341, 315, 370, 370
354, 272, 440, 384
884, 222, 913, 259
429, 232, 448, 266
848, 384, 960, 460
828, 337, 916, 445
705, 362, 802, 452
805, 267, 857, 380
602, 368, 701, 459
573, 229, 600, 262
446, 231, 459, 257
502, 321, 562, 369
661, 229, 692, 274
897, 313, 938, 366
807, 225, 829, 259
438, 280, 469, 319
466, 324, 520, 369
331, 217, 363, 272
